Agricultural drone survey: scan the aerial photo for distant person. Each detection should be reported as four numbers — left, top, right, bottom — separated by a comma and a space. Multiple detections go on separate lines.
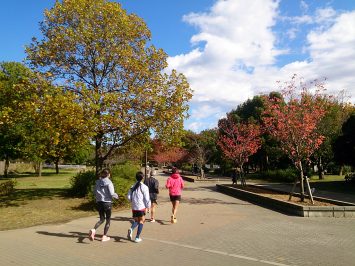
144, 169, 159, 222
231, 168, 237, 185
127, 171, 151, 243
165, 167, 184, 224
89, 169, 118, 242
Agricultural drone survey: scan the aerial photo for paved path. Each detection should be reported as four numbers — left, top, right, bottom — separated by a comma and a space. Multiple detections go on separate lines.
1, 171, 354, 266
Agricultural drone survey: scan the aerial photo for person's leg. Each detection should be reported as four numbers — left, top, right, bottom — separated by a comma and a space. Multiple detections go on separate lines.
150, 202, 156, 221
128, 217, 139, 240
89, 202, 105, 241
173, 200, 180, 217
103, 203, 112, 236
135, 215, 145, 241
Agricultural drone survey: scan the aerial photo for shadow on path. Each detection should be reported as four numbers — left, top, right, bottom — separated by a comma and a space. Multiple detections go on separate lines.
36, 230, 128, 243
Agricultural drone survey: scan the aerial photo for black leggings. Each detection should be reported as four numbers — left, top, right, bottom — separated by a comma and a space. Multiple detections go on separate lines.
94, 201, 112, 235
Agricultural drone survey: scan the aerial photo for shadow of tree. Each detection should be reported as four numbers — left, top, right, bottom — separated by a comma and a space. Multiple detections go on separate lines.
183, 197, 251, 205
0, 188, 69, 207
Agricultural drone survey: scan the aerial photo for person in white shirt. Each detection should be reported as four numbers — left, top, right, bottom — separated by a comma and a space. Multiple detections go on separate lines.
127, 171, 151, 243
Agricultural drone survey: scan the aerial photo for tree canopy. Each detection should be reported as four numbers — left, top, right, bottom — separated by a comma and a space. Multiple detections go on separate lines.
26, 0, 192, 173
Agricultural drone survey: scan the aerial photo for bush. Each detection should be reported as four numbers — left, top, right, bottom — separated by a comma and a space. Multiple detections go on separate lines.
255, 168, 298, 182
69, 170, 96, 197
0, 179, 17, 196
70, 162, 139, 207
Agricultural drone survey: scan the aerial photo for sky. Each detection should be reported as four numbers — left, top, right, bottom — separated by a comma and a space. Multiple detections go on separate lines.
1, 0, 355, 132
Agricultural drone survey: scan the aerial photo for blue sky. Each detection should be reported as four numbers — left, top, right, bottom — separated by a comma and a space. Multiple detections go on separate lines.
1, 0, 355, 132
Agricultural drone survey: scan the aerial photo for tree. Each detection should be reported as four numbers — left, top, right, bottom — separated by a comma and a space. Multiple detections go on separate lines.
0, 62, 32, 177
262, 75, 328, 200
333, 113, 355, 168
26, 0, 192, 175
151, 139, 187, 167
217, 113, 262, 185
312, 96, 353, 179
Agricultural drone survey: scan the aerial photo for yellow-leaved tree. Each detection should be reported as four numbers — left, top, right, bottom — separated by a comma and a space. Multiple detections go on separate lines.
26, 0, 192, 174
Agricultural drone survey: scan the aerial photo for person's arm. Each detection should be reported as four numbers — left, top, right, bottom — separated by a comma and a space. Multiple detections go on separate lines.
127, 187, 132, 201
143, 186, 151, 209
108, 182, 118, 199
165, 178, 170, 189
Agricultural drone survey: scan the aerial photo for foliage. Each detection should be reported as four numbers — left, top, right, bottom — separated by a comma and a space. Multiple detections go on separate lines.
262, 75, 330, 199
252, 168, 298, 182
69, 170, 96, 197
151, 139, 188, 166
218, 113, 262, 170
312, 94, 354, 179
0, 179, 17, 196
333, 113, 355, 167
262, 75, 328, 174
70, 162, 139, 207
0, 62, 33, 176
26, 0, 192, 173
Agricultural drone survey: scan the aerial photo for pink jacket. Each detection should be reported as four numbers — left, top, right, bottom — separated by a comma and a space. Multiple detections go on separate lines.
166, 173, 184, 196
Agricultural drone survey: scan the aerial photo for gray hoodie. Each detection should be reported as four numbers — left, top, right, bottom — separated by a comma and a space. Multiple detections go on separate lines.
94, 177, 119, 202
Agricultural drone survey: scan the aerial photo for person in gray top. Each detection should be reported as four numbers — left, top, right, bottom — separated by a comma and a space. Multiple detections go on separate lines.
88, 169, 118, 242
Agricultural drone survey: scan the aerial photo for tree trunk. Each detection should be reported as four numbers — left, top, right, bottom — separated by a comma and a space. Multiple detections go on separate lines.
339, 165, 343, 176
4, 155, 10, 178
34, 161, 42, 177
95, 136, 103, 177
317, 157, 324, 180
55, 158, 60, 174
298, 161, 305, 201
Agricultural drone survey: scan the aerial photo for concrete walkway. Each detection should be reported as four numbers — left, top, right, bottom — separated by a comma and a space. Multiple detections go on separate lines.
0, 171, 354, 266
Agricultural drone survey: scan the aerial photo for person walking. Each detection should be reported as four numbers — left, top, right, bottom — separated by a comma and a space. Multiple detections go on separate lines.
127, 171, 151, 243
144, 169, 159, 222
165, 167, 184, 224
89, 169, 118, 242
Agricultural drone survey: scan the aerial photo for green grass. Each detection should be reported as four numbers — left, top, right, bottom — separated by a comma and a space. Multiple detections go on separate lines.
0, 168, 124, 231
308, 174, 355, 194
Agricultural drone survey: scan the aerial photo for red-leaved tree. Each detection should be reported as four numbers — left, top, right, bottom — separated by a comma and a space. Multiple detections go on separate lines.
151, 140, 187, 166
218, 113, 262, 186
262, 75, 328, 200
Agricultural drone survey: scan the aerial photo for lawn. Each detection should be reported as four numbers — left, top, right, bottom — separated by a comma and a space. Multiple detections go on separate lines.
309, 174, 355, 194
0, 169, 98, 231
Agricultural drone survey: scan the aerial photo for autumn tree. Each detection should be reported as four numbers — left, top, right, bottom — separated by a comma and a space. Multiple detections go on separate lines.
262, 75, 328, 200
217, 113, 262, 185
151, 139, 187, 167
26, 0, 192, 175
0, 62, 33, 177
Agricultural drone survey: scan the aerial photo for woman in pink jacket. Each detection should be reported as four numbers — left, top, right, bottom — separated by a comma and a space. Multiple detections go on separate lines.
165, 167, 184, 223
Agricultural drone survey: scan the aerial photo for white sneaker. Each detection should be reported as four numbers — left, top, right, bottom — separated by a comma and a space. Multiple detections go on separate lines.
134, 237, 142, 243
88, 229, 95, 241
150, 219, 156, 223
127, 229, 133, 240
101, 235, 110, 242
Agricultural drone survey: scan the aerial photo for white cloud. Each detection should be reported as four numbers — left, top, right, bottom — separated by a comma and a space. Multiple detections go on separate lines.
167, 0, 355, 132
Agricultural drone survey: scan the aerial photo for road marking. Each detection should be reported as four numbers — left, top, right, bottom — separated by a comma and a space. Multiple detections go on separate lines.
144, 237, 293, 266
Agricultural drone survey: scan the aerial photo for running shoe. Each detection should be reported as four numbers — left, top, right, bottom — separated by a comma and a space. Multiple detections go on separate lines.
101, 235, 110, 242
171, 215, 174, 223
127, 228, 133, 240
88, 229, 95, 241
150, 219, 156, 223
134, 237, 142, 243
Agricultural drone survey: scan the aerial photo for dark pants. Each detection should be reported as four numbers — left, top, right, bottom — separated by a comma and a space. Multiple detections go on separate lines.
94, 201, 112, 235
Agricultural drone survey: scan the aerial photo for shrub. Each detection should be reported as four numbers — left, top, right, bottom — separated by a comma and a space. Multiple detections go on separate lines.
69, 170, 96, 197
71, 162, 140, 207
0, 179, 17, 196
255, 168, 298, 182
